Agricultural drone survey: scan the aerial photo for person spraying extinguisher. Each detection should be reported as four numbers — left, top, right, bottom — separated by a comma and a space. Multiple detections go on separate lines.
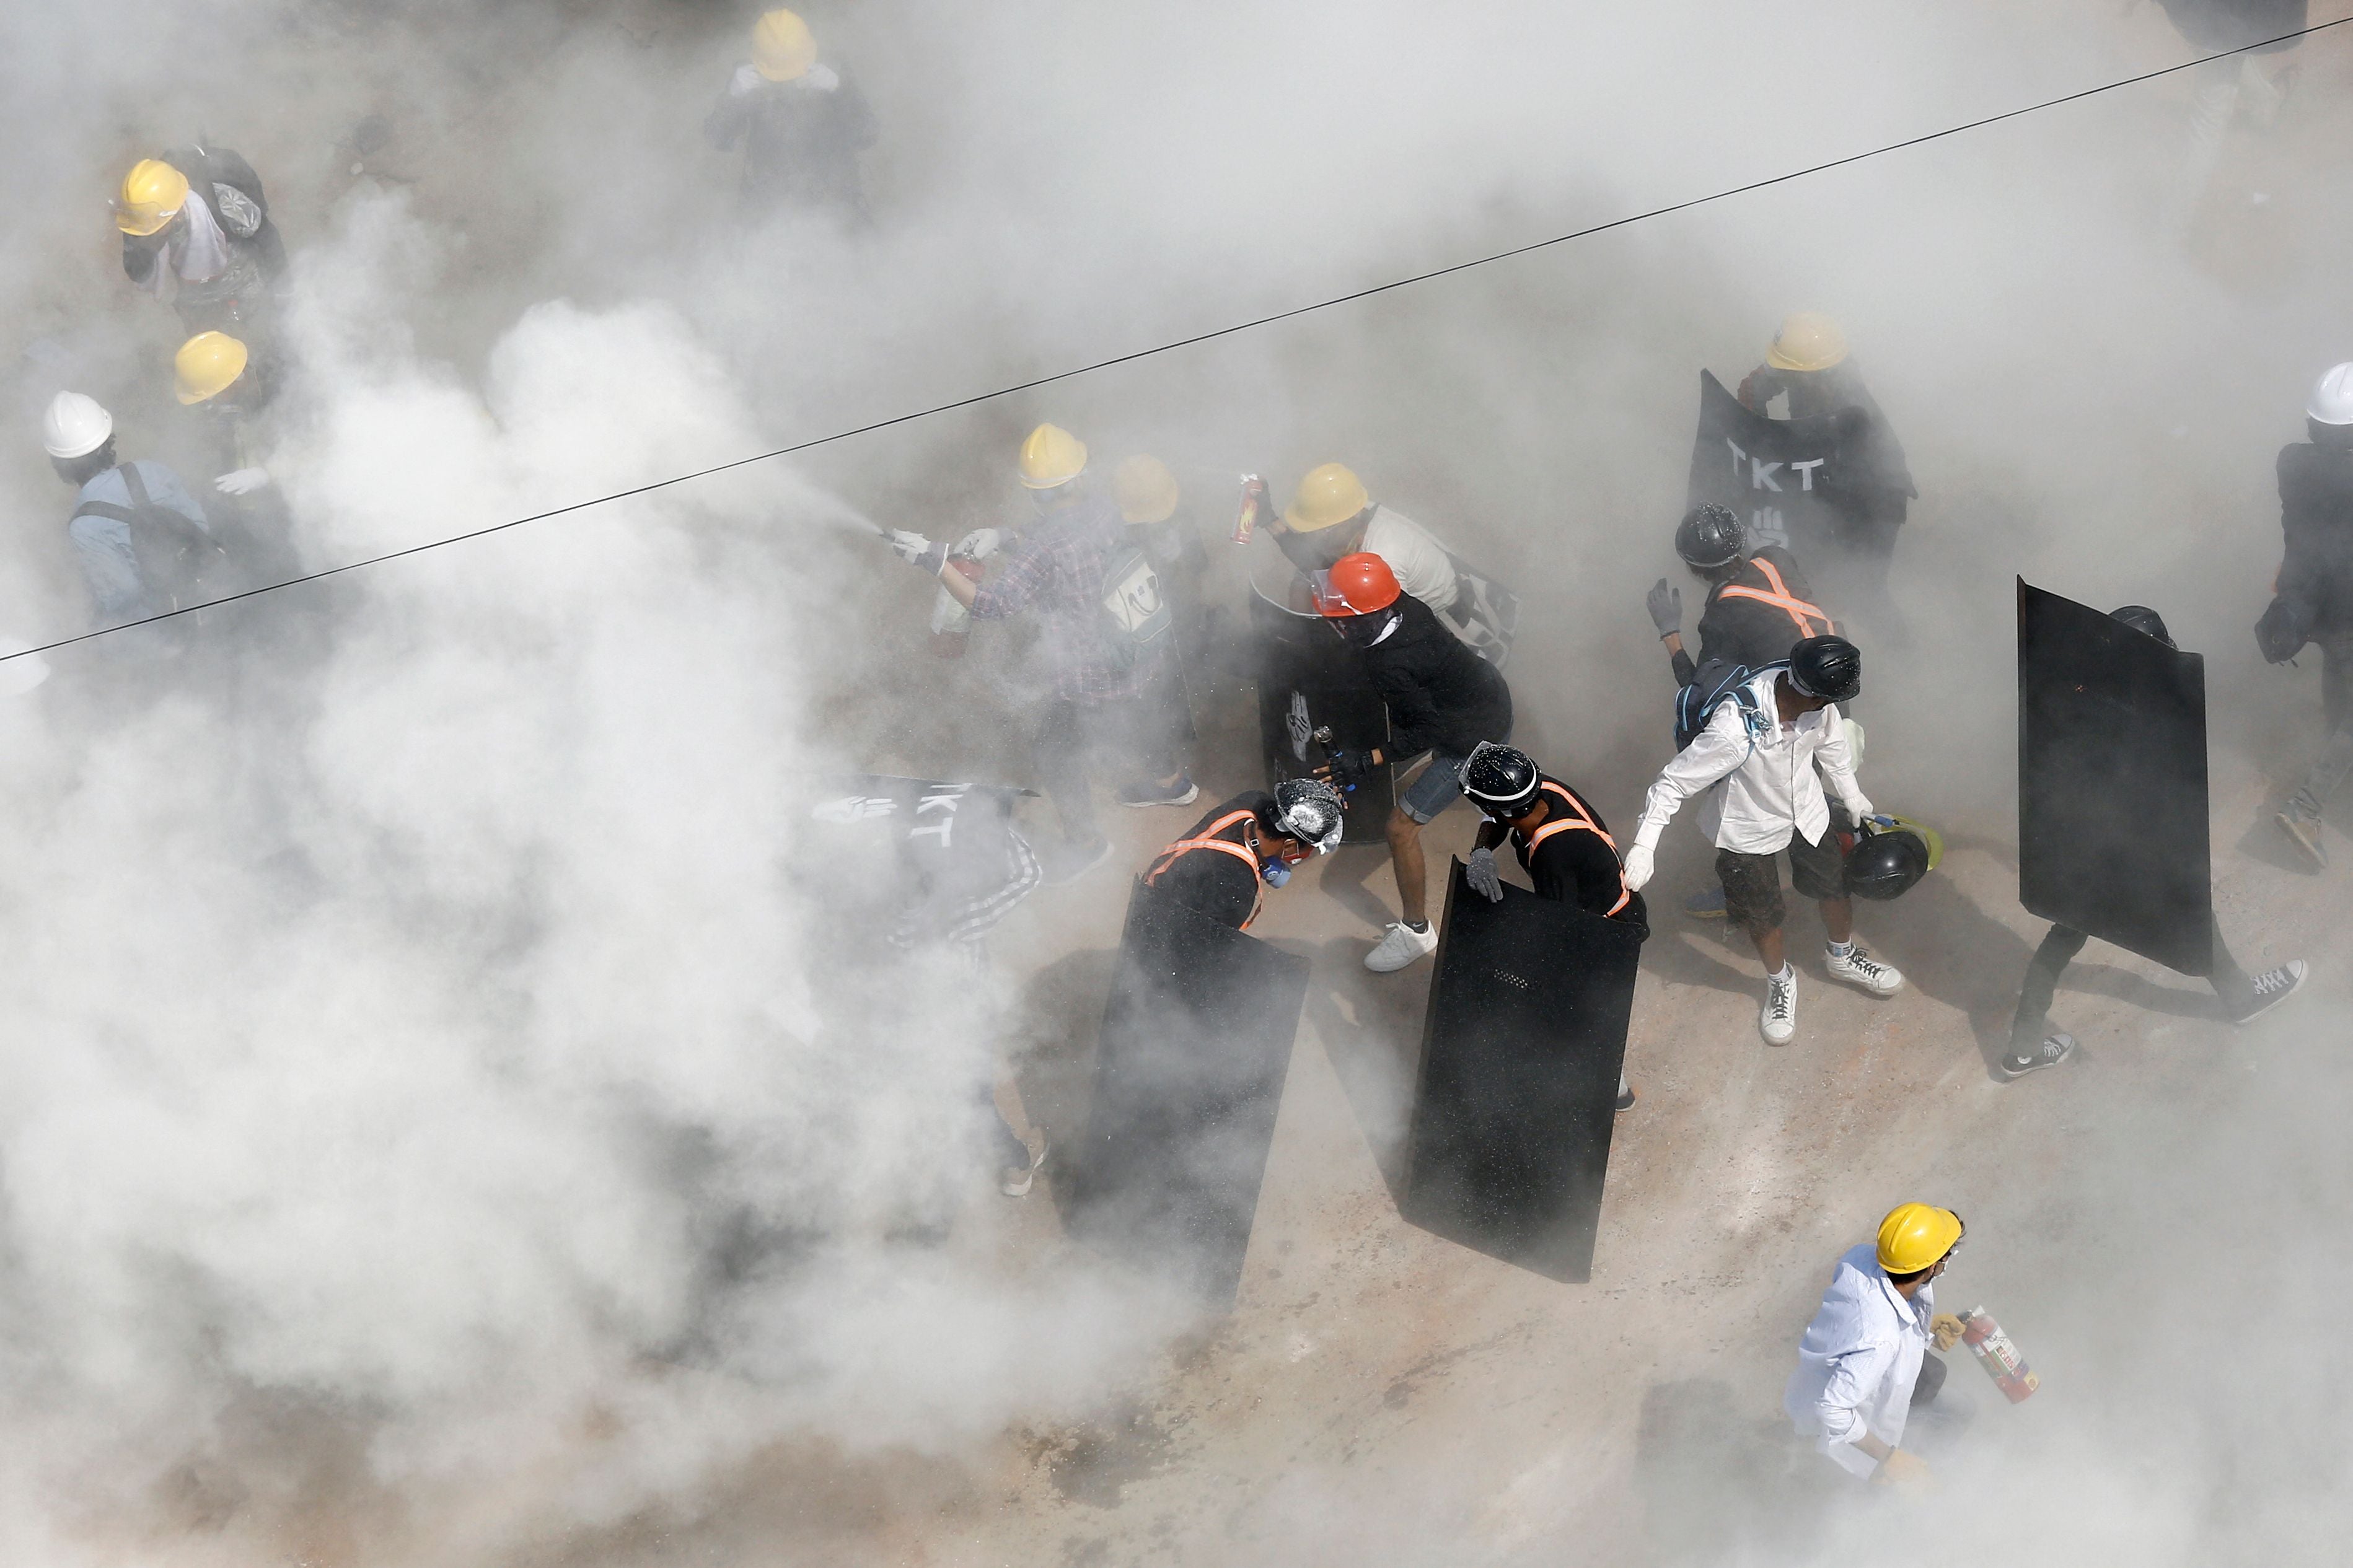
1783, 1202, 1976, 1486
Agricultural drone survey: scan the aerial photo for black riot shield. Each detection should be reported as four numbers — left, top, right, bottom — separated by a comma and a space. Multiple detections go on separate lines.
1400, 862, 1643, 1283
1687, 370, 1850, 562
1063, 877, 1311, 1309
1250, 572, 1393, 843
2018, 579, 2212, 976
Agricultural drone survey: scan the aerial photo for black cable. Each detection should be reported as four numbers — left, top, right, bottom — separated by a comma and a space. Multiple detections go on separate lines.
15, 15, 2345, 665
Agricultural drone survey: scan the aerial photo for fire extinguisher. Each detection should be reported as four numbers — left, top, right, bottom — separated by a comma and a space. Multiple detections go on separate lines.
1959, 1307, 2038, 1403
929, 557, 986, 659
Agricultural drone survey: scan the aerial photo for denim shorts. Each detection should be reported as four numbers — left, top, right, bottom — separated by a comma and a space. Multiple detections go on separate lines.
1396, 751, 1473, 824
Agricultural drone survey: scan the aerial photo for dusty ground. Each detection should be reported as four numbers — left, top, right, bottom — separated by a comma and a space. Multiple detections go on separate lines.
14, 2, 2353, 1564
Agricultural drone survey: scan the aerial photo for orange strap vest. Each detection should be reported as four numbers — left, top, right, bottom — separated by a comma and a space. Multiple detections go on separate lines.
1146, 808, 1265, 929
1517, 781, 1632, 918
1715, 555, 1834, 639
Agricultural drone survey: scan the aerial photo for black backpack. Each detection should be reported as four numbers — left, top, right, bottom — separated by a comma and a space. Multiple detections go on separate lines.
1673, 657, 1779, 753
74, 465, 232, 613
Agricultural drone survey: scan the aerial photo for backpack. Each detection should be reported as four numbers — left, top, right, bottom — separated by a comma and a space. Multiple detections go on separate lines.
1096, 542, 1172, 668
74, 464, 232, 613
1673, 657, 1779, 753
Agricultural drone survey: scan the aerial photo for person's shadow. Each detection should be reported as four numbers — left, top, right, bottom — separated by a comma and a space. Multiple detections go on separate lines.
1295, 935, 1428, 1207
1634, 1377, 1837, 1564
1875, 833, 2228, 1077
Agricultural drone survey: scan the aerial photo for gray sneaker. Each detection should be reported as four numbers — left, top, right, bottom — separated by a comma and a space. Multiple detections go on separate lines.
2233, 960, 2309, 1025
2276, 810, 2328, 870
1999, 1031, 2075, 1080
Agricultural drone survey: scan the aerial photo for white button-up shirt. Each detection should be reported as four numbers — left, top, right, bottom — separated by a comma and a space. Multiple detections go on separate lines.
1632, 669, 1865, 856
1361, 505, 1460, 614
1783, 1243, 1934, 1477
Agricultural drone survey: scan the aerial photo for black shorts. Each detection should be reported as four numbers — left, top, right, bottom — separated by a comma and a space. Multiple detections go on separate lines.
1717, 827, 1845, 931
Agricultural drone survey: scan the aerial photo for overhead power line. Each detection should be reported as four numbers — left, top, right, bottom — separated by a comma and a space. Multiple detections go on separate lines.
14, 15, 2347, 664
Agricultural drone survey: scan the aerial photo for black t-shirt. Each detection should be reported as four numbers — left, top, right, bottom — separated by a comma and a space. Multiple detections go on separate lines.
1674, 545, 1833, 685
1511, 777, 1649, 934
1353, 595, 1515, 759
2277, 440, 2353, 639
1148, 791, 1272, 930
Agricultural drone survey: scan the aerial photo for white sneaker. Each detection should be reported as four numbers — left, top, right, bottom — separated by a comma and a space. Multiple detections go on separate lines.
1761, 967, 1798, 1046
1826, 943, 1904, 997
1000, 1137, 1047, 1198
1365, 920, 1438, 972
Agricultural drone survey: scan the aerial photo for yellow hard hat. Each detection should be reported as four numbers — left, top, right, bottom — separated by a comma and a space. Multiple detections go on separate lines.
1017, 424, 1088, 489
1282, 463, 1371, 532
1875, 1203, 1963, 1274
1766, 312, 1849, 373
752, 9, 817, 82
115, 159, 190, 237
1113, 455, 1180, 523
174, 331, 250, 405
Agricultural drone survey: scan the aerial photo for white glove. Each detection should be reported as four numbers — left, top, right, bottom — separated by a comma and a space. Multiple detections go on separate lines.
1622, 844, 1655, 891
887, 528, 947, 572
1845, 793, 1877, 826
729, 63, 763, 97
952, 527, 1003, 560
1465, 846, 1504, 903
215, 467, 271, 495
798, 62, 842, 93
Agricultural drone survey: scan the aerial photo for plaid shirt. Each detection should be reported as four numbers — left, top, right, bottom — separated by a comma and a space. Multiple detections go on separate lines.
968, 494, 1150, 703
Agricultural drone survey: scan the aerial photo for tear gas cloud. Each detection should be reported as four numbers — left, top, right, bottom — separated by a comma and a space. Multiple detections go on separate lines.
0, 0, 2349, 1563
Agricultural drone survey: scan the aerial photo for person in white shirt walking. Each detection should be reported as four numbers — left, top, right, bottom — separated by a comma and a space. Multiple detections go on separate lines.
1621, 635, 1902, 1044
1784, 1202, 1970, 1486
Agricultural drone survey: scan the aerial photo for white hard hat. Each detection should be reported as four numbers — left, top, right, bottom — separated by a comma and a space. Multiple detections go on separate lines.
2309, 363, 2353, 426
40, 392, 113, 460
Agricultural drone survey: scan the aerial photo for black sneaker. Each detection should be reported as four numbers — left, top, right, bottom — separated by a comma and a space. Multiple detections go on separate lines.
1040, 836, 1112, 886
1115, 772, 1199, 808
2233, 960, 2309, 1024
1999, 1031, 2075, 1080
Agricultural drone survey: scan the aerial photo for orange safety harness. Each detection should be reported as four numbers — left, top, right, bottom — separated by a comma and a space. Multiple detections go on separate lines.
1516, 781, 1632, 917
1715, 555, 1834, 639
1146, 808, 1267, 929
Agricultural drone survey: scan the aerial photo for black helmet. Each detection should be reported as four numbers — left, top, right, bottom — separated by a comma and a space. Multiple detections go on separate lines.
1787, 635, 1862, 703
1674, 504, 1746, 571
1268, 777, 1345, 853
2109, 604, 2176, 650
1845, 823, 1930, 901
1457, 742, 1541, 817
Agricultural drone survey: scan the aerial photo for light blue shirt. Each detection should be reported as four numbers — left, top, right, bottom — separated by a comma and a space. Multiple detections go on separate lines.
68, 462, 211, 622
1782, 1242, 1935, 1476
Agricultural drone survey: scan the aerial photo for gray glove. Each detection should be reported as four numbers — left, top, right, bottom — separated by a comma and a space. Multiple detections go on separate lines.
887, 529, 948, 576
951, 527, 1003, 560
1646, 578, 1682, 639
1466, 845, 1504, 903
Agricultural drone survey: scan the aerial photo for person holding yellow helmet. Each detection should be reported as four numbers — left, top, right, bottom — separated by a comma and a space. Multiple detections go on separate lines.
1736, 313, 1916, 614
706, 8, 878, 220
1783, 1202, 1971, 1484
114, 146, 287, 334
889, 425, 1197, 883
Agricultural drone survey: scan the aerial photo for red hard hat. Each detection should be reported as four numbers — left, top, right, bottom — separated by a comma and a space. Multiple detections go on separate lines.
1313, 552, 1402, 616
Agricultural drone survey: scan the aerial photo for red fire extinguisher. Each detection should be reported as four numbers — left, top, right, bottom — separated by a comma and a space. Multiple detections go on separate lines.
1959, 1307, 2038, 1403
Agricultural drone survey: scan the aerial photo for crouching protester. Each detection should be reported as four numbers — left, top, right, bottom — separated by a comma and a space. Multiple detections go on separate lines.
1145, 778, 1345, 932
1308, 552, 1516, 974
1457, 743, 1648, 1110
1623, 636, 1902, 1045
1785, 1202, 1973, 1487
